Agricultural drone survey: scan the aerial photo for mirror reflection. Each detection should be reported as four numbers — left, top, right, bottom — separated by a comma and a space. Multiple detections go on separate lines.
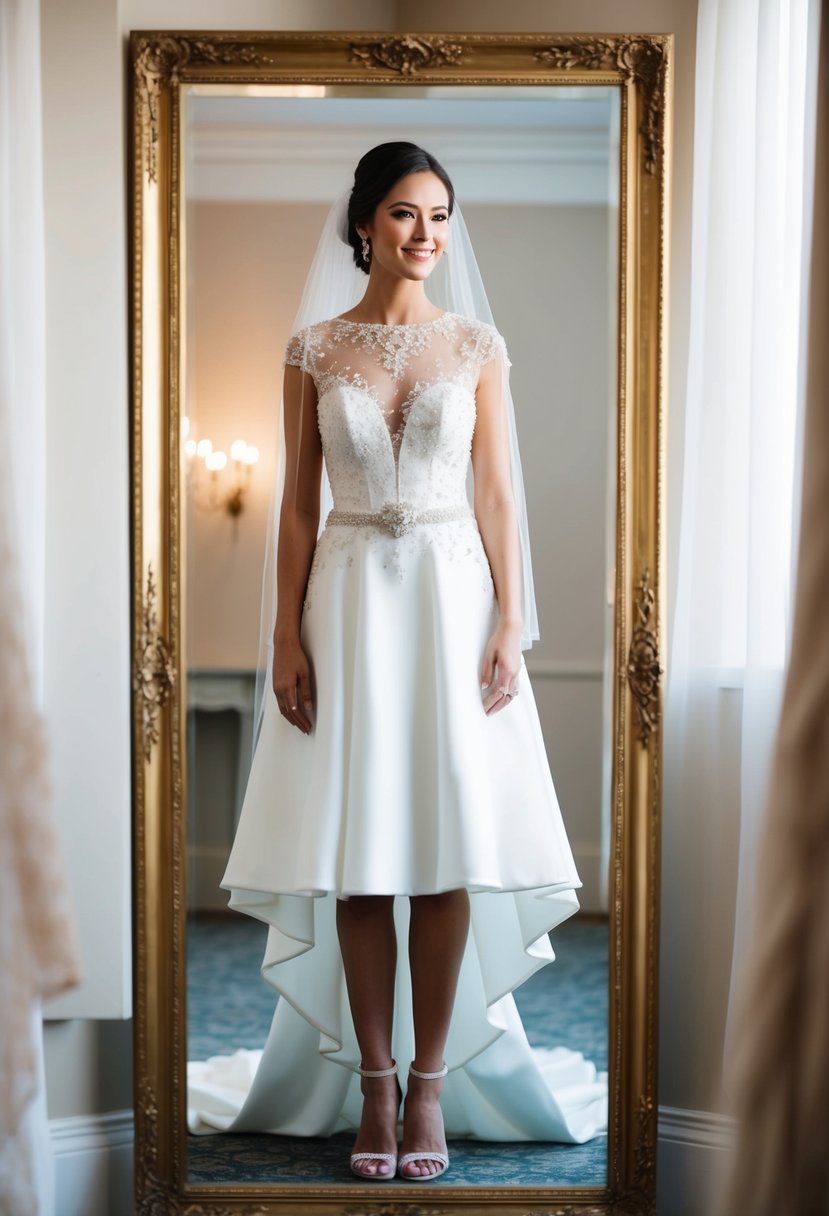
182, 85, 618, 1189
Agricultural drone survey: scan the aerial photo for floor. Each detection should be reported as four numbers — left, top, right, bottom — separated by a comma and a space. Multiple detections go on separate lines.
186, 911, 609, 1188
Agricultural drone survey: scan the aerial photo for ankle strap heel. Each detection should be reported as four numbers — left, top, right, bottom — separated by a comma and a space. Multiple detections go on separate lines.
358, 1060, 398, 1079
399, 1061, 450, 1181
350, 1060, 400, 1181
409, 1062, 448, 1081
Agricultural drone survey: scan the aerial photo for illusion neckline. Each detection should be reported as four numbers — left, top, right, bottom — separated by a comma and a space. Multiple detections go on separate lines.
332, 312, 450, 330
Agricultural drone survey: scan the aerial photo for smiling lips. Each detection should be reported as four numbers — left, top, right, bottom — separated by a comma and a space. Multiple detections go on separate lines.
403, 247, 435, 261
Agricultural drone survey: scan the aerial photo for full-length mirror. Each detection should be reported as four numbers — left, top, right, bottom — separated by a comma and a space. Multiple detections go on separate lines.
131, 32, 669, 1216
183, 82, 618, 1190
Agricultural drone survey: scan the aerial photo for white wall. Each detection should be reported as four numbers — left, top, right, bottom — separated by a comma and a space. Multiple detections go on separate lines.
40, 0, 131, 1024
38, 2, 725, 1214
185, 202, 327, 671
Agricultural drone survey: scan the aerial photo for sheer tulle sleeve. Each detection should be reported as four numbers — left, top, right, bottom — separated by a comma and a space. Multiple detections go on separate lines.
487, 327, 511, 370
283, 329, 308, 372
468, 321, 512, 372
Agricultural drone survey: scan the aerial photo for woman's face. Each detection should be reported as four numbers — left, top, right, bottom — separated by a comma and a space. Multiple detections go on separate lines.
358, 170, 450, 281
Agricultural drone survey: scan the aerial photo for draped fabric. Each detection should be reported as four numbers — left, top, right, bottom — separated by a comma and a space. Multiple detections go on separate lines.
0, 0, 80, 1211
722, 5, 829, 1213
664, 0, 819, 1124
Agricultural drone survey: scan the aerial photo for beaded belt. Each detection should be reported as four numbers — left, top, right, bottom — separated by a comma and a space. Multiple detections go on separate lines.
325, 501, 472, 539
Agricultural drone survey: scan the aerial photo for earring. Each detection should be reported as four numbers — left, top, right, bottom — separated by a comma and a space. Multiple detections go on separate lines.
361, 236, 370, 264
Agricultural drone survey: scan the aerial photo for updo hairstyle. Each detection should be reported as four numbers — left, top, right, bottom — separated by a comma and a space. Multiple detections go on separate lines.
345, 142, 455, 275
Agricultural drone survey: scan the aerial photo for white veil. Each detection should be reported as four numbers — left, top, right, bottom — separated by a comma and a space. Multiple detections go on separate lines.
251, 187, 539, 761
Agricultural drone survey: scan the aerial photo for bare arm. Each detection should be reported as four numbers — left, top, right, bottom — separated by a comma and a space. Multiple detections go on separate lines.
273, 362, 323, 732
471, 352, 523, 715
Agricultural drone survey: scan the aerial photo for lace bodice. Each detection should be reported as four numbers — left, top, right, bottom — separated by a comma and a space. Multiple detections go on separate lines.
284, 312, 510, 512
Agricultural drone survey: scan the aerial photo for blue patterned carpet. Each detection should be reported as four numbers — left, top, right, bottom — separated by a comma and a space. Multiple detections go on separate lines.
186, 913, 608, 1188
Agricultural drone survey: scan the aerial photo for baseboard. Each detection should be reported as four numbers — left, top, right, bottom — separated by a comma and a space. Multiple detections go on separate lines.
51, 1110, 133, 1216
657, 1105, 736, 1216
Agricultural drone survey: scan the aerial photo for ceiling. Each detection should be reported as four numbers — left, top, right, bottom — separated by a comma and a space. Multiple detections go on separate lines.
185, 87, 619, 205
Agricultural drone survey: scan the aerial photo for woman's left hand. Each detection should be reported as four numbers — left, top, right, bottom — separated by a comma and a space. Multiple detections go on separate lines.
480, 621, 522, 715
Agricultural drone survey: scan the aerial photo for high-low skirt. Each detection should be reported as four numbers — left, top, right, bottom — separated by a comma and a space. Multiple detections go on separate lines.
187, 518, 607, 1143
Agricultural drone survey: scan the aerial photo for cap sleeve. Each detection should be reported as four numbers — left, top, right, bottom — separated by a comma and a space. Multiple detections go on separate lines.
483, 328, 510, 369
283, 328, 308, 372
484, 327, 511, 370
464, 321, 512, 371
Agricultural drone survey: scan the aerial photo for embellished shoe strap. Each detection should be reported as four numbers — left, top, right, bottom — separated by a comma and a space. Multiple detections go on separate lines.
409, 1062, 448, 1081
399, 1151, 449, 1168
359, 1060, 398, 1078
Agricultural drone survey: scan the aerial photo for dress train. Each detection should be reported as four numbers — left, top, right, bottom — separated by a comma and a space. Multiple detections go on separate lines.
188, 892, 607, 1144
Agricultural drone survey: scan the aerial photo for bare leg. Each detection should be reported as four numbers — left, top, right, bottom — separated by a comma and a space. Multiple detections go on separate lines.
336, 895, 400, 1177
401, 889, 470, 1178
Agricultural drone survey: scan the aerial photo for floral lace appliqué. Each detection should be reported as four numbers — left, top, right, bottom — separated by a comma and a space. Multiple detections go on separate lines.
281, 313, 510, 608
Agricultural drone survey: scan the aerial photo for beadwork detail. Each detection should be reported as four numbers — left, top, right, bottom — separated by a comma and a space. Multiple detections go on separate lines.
327, 502, 471, 538
302, 519, 494, 612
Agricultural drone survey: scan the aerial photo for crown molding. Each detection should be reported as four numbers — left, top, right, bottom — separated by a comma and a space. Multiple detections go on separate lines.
187, 125, 616, 205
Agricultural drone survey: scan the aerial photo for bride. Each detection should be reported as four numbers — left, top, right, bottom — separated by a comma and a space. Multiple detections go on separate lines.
190, 141, 606, 1182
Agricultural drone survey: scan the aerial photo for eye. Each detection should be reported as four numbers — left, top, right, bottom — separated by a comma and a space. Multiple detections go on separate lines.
390, 210, 449, 222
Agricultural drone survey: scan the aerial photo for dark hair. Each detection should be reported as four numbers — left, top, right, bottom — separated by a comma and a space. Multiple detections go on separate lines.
346, 142, 455, 275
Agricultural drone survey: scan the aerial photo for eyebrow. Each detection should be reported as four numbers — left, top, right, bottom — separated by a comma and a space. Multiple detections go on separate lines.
386, 200, 449, 210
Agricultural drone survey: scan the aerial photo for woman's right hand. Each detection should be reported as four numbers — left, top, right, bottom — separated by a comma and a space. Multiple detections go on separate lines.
273, 637, 314, 734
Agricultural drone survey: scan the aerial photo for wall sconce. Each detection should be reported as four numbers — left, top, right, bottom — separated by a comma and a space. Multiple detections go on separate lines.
183, 416, 259, 517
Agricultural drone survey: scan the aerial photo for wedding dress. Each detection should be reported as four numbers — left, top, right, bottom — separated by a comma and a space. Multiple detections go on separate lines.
187, 311, 607, 1144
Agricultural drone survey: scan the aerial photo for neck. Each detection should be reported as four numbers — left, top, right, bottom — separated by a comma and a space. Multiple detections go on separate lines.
350, 269, 440, 326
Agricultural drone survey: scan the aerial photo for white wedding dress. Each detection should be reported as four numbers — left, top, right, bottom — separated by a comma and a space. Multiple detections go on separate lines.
187, 312, 607, 1144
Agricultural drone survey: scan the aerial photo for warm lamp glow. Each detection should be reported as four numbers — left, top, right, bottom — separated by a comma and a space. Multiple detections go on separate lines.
185, 426, 258, 518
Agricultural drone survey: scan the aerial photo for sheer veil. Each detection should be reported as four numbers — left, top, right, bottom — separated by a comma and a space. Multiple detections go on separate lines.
251, 186, 539, 760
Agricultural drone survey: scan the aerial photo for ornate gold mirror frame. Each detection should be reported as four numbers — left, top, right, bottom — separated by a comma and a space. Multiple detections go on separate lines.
129, 29, 670, 1215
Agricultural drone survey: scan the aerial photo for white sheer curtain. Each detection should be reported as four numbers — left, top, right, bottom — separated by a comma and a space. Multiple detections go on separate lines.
665, 0, 820, 1070
722, 8, 828, 1205
0, 0, 79, 1212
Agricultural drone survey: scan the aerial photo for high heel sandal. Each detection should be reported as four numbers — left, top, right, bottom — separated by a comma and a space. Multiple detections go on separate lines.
349, 1061, 400, 1181
398, 1063, 450, 1181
